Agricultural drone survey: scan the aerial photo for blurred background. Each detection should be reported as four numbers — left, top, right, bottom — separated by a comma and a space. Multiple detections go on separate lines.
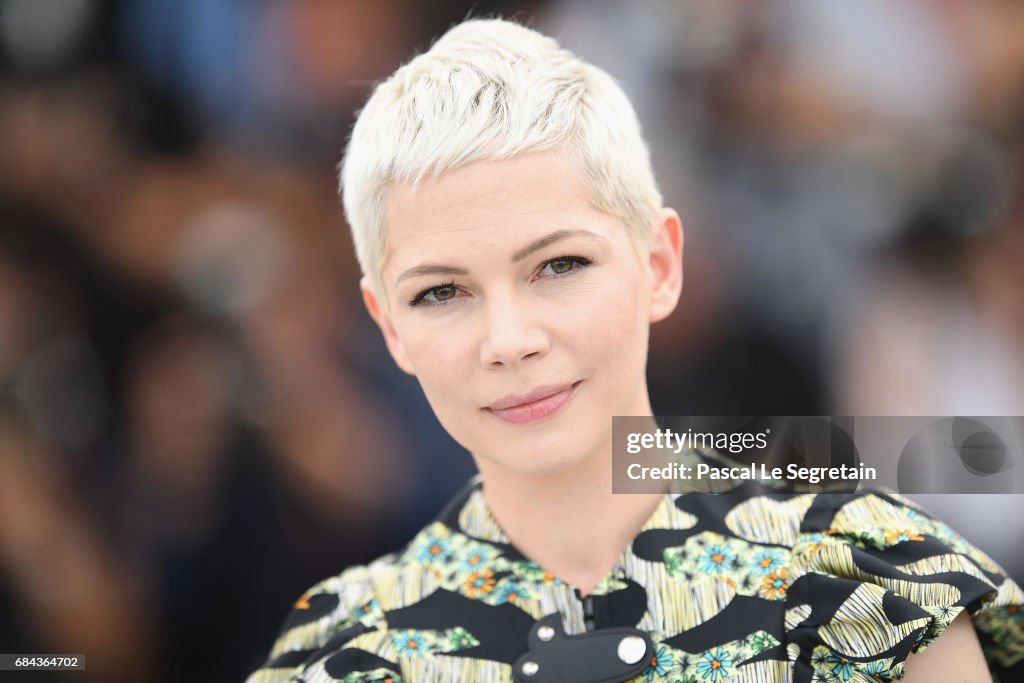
1, 1, 1023, 680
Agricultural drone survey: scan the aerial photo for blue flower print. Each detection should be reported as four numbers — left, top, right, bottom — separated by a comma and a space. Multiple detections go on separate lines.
493, 580, 531, 605
695, 647, 732, 682
641, 645, 673, 681
698, 544, 737, 575
392, 630, 427, 657
825, 654, 854, 681
460, 543, 495, 572
750, 548, 786, 576
416, 534, 452, 564
860, 659, 890, 677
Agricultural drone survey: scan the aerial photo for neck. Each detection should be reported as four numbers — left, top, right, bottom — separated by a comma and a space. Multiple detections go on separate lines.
474, 393, 665, 596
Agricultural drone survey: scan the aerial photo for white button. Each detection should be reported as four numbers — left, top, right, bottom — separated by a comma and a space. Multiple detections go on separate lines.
522, 661, 539, 676
537, 626, 555, 641
617, 636, 646, 664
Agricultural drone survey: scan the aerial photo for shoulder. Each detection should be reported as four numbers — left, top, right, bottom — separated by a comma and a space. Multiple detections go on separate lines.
247, 509, 506, 682
784, 489, 1024, 680
245, 547, 414, 683
246, 480, 487, 682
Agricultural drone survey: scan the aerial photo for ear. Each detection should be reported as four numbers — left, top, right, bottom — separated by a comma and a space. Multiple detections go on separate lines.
360, 276, 416, 375
647, 207, 684, 323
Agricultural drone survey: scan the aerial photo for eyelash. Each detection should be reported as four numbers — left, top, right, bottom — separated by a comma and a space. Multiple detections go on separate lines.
407, 255, 593, 308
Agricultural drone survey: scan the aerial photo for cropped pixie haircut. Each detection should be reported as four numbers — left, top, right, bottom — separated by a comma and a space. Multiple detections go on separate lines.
340, 18, 663, 296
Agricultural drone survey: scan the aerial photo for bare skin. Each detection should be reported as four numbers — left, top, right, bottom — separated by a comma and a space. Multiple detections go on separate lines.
902, 612, 991, 682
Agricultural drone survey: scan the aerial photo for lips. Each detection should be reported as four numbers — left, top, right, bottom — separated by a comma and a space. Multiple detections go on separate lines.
485, 381, 581, 425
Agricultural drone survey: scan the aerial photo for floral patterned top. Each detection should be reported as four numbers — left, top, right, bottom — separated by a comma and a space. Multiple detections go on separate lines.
247, 456, 1024, 682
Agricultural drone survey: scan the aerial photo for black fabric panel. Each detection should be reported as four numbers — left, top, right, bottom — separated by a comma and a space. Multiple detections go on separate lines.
799, 492, 859, 531
306, 623, 372, 666
674, 491, 749, 535
881, 590, 929, 627
386, 589, 536, 664
786, 574, 860, 619
631, 528, 702, 562
323, 648, 399, 678
663, 596, 785, 652
672, 482, 800, 534
591, 579, 648, 629
279, 592, 340, 630
853, 536, 963, 564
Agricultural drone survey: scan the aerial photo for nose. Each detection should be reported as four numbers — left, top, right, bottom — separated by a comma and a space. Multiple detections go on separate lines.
479, 291, 549, 368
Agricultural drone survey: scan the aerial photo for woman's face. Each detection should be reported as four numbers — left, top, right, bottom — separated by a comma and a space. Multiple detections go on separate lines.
364, 150, 681, 477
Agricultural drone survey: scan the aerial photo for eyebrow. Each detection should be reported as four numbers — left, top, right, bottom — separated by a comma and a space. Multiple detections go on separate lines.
395, 229, 605, 286
511, 229, 605, 263
395, 264, 470, 286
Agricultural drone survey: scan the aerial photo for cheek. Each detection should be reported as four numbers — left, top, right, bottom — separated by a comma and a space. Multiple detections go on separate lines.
556, 267, 649, 364
399, 317, 475, 400
400, 323, 484, 449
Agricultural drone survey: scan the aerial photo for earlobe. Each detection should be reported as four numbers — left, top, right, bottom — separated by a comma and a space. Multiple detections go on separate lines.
648, 208, 684, 323
360, 276, 416, 375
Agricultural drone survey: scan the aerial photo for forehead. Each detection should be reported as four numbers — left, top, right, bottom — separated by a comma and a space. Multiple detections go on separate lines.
381, 151, 605, 264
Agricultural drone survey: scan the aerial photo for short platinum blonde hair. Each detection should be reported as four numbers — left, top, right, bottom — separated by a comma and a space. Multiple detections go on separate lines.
340, 18, 663, 294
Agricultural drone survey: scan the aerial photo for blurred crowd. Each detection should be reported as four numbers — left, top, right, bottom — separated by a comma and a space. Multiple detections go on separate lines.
1, 1, 1022, 681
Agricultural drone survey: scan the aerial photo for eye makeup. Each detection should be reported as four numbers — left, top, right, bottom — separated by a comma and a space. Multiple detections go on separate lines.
406, 254, 593, 308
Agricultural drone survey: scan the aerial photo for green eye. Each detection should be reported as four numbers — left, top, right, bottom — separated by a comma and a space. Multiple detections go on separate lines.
540, 255, 591, 277
430, 285, 456, 301
409, 282, 459, 307
548, 257, 575, 274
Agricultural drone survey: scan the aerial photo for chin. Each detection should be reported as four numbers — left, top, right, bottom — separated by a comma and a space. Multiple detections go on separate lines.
486, 450, 591, 478
477, 425, 607, 478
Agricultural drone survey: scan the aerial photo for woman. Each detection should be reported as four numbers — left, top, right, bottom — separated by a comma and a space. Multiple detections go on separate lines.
247, 19, 1023, 683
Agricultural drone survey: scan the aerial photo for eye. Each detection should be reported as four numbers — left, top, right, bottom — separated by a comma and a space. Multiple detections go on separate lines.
539, 255, 591, 278
409, 282, 459, 307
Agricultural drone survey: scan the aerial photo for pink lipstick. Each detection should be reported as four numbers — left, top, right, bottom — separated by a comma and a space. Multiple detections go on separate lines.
485, 381, 581, 425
